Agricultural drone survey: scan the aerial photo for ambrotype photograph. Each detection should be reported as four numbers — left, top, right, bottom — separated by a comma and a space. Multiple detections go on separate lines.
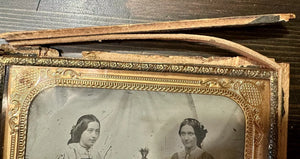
25, 87, 245, 159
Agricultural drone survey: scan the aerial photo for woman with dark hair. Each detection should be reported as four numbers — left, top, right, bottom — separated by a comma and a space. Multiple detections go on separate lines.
171, 118, 214, 159
57, 114, 102, 159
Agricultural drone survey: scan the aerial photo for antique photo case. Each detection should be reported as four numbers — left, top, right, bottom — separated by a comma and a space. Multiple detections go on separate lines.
0, 55, 284, 159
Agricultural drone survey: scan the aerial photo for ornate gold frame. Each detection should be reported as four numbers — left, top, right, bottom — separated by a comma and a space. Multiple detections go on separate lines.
0, 55, 280, 159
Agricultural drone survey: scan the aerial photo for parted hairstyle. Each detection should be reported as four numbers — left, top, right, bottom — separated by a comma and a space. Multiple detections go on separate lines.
67, 114, 100, 145
178, 118, 208, 148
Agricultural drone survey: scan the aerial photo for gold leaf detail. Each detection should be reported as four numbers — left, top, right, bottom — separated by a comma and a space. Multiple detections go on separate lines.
49, 68, 81, 79
15, 69, 39, 92
239, 82, 262, 106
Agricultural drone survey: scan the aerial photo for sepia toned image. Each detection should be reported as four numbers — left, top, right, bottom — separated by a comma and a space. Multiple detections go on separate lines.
26, 87, 245, 159
1, 64, 275, 159
0, 0, 295, 157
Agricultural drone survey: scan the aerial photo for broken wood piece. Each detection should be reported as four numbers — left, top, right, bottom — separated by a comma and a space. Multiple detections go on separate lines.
0, 13, 295, 42
2, 33, 282, 70
82, 51, 264, 67
0, 44, 60, 57
278, 63, 290, 159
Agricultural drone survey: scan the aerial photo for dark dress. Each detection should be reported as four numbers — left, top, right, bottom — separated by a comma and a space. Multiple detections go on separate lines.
171, 147, 214, 159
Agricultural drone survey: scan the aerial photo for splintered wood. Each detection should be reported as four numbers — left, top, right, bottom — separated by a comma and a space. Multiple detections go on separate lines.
0, 44, 59, 57
0, 13, 295, 46
82, 51, 265, 67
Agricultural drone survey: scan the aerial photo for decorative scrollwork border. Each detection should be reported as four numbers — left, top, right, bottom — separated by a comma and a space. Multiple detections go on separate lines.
0, 56, 274, 79
0, 56, 278, 159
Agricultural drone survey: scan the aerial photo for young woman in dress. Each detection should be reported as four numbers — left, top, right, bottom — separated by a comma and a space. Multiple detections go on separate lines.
57, 114, 102, 159
171, 118, 214, 159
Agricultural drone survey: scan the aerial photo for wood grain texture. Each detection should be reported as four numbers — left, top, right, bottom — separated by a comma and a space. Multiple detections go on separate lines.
0, 13, 294, 42
0, 0, 299, 158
